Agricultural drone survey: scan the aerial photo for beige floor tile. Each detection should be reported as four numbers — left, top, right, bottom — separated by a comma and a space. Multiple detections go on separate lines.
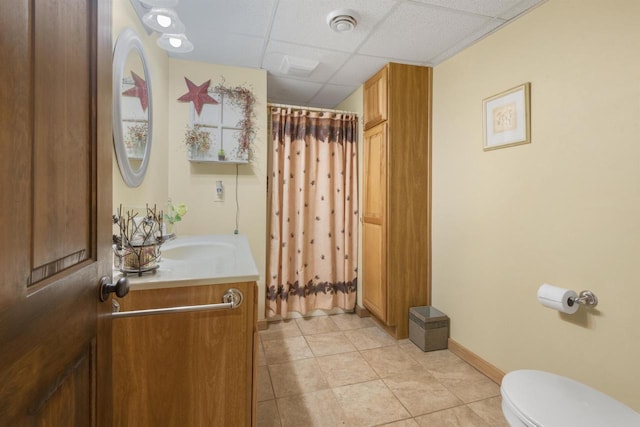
316, 351, 379, 388
467, 396, 509, 426
434, 368, 500, 403
295, 316, 340, 335
333, 379, 411, 426
263, 336, 314, 364
305, 331, 357, 357
329, 313, 377, 331
268, 358, 330, 398
344, 326, 397, 350
360, 345, 421, 378
260, 320, 302, 341
258, 338, 267, 366
383, 367, 463, 416
414, 405, 491, 427
257, 400, 282, 427
400, 346, 463, 372
258, 365, 275, 402
277, 389, 348, 427
380, 419, 420, 427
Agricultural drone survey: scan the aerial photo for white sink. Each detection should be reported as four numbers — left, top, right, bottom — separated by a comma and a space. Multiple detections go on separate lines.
161, 241, 235, 261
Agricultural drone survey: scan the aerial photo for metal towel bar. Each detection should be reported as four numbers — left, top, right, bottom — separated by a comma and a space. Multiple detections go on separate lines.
111, 288, 244, 319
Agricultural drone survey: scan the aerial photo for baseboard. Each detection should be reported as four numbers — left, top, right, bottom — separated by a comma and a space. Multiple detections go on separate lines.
448, 338, 505, 385
257, 319, 268, 331
355, 304, 370, 318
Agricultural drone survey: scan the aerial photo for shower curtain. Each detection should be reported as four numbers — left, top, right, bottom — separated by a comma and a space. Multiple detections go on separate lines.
267, 107, 358, 317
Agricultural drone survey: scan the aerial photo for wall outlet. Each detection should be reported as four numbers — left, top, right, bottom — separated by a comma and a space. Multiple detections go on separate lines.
215, 180, 224, 202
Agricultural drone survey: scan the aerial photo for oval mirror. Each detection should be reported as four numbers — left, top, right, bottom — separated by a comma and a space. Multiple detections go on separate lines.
112, 28, 153, 187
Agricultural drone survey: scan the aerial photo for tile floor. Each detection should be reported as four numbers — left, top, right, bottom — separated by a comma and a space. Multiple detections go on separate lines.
257, 313, 509, 427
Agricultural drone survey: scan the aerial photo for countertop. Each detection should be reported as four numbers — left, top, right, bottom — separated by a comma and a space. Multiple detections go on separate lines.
113, 234, 260, 291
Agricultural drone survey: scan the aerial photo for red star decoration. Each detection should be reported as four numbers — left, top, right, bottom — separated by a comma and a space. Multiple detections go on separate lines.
121, 71, 149, 112
177, 78, 218, 115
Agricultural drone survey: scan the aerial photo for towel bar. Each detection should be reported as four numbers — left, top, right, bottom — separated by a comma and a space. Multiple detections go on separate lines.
111, 288, 243, 319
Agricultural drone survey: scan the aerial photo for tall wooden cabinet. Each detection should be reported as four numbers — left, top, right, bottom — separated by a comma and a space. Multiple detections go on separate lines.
362, 63, 432, 339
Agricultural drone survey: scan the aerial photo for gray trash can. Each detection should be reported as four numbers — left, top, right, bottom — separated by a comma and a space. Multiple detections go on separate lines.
409, 306, 450, 352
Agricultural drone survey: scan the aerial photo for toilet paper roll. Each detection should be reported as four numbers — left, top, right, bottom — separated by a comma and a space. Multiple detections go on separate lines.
537, 283, 578, 314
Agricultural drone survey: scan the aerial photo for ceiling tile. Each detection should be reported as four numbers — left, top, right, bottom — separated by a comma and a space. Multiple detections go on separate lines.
262, 41, 351, 83
270, 0, 397, 52
359, 2, 494, 62
176, 0, 277, 38
329, 55, 417, 86
428, 18, 505, 63
308, 84, 360, 109
409, 0, 523, 18
173, 32, 264, 68
267, 75, 324, 106
499, 0, 547, 19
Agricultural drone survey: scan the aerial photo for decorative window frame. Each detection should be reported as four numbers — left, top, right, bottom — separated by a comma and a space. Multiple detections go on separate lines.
186, 82, 256, 163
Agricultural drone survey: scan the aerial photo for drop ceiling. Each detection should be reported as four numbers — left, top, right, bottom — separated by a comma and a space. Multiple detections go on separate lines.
132, 0, 546, 108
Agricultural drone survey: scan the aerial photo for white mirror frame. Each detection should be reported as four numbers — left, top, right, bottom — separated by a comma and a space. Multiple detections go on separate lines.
112, 28, 153, 187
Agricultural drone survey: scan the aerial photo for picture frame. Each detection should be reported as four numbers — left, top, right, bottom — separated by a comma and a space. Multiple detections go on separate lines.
483, 82, 531, 151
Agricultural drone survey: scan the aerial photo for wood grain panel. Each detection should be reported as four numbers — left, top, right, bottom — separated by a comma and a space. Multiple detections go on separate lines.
0, 0, 32, 309
112, 282, 257, 427
32, 0, 92, 275
0, 0, 111, 424
386, 63, 432, 338
361, 63, 432, 339
363, 66, 388, 129
362, 123, 388, 322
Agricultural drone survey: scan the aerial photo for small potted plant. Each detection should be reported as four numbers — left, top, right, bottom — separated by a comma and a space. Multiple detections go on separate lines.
163, 199, 188, 236
218, 148, 226, 161
184, 125, 211, 159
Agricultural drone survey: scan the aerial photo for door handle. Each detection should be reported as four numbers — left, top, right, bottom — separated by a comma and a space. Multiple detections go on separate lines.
99, 276, 130, 302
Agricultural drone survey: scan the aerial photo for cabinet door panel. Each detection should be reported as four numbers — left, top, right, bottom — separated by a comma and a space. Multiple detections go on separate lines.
362, 222, 385, 320
363, 123, 387, 322
364, 66, 387, 129
112, 282, 256, 426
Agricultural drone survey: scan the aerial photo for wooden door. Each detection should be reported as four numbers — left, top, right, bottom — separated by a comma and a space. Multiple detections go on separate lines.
362, 123, 387, 322
0, 0, 113, 425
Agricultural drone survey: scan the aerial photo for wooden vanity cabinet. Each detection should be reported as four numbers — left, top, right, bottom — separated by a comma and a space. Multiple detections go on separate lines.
362, 62, 432, 339
112, 281, 257, 426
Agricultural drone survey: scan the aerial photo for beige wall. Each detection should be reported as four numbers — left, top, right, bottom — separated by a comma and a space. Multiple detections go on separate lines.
337, 87, 364, 307
432, 0, 640, 410
113, 3, 268, 319
112, 0, 169, 208
167, 59, 268, 319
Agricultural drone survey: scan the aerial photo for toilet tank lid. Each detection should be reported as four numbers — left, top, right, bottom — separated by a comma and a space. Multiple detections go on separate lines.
501, 370, 640, 427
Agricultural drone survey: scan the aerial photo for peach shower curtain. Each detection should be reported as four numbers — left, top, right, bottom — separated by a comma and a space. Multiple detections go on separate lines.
267, 107, 358, 317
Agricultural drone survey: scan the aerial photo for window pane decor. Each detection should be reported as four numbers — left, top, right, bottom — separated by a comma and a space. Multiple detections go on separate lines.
178, 78, 256, 163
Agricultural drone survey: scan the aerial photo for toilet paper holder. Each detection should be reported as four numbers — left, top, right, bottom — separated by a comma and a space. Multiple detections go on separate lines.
568, 290, 598, 307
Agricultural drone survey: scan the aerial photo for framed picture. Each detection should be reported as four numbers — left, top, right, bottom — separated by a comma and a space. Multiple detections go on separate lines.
483, 82, 531, 151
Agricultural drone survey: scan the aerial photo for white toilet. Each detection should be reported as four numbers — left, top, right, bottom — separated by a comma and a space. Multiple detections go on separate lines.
501, 370, 640, 426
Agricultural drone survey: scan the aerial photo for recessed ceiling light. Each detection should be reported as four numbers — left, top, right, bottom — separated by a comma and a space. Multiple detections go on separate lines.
157, 33, 194, 53
142, 8, 185, 33
327, 9, 358, 33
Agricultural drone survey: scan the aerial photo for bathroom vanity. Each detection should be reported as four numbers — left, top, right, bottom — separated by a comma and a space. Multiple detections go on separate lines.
111, 235, 259, 426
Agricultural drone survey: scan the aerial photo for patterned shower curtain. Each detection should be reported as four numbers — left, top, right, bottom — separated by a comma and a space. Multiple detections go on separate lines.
267, 107, 359, 318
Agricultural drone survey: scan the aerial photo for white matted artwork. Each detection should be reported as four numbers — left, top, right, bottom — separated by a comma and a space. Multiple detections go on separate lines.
483, 82, 531, 151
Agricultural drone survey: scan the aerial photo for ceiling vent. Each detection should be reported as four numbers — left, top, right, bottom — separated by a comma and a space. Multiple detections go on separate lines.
327, 9, 358, 33
279, 55, 319, 77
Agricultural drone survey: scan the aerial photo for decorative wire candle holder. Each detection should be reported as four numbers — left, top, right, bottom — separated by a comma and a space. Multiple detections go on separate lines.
112, 204, 173, 276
